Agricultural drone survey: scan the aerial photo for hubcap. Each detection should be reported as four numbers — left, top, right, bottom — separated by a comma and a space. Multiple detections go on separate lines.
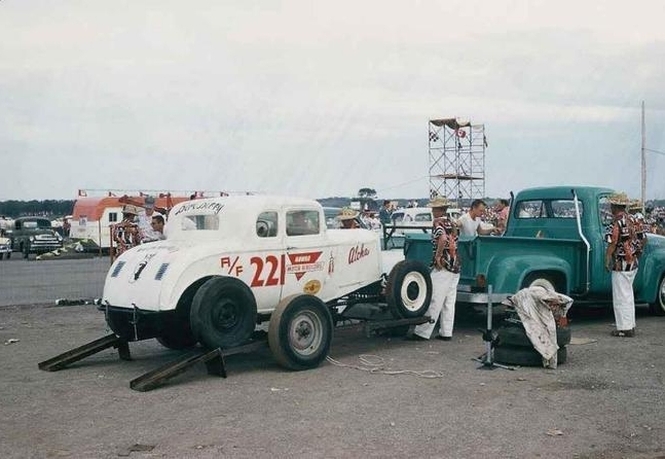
289, 311, 323, 356
400, 272, 427, 312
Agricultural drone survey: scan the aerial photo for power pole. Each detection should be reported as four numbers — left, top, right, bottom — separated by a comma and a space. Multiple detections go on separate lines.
641, 101, 646, 214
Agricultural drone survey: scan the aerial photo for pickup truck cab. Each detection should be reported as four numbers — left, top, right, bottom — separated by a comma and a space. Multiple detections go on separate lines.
6, 217, 64, 258
405, 186, 665, 315
102, 195, 432, 369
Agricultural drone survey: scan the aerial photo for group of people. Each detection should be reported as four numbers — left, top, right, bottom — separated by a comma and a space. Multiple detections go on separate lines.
112, 197, 166, 256
405, 191, 644, 341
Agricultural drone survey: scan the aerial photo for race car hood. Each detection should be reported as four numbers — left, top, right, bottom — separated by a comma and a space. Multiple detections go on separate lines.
102, 239, 235, 312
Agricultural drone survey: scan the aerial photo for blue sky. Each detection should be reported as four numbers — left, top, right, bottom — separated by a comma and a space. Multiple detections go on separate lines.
2, 0, 664, 201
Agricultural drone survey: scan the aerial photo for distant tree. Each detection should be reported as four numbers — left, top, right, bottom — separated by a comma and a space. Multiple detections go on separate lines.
357, 188, 377, 199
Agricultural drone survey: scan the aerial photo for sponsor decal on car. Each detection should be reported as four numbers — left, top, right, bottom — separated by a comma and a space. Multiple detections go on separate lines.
303, 279, 322, 295
287, 251, 324, 280
348, 243, 370, 264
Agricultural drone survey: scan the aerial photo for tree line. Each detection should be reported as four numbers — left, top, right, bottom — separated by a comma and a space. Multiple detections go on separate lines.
0, 200, 75, 218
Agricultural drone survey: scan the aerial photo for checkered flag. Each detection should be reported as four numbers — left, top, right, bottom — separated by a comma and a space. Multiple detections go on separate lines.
429, 131, 439, 142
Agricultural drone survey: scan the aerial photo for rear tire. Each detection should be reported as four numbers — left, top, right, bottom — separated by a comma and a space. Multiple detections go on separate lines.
648, 275, 665, 316
268, 294, 333, 370
190, 276, 257, 349
385, 260, 432, 319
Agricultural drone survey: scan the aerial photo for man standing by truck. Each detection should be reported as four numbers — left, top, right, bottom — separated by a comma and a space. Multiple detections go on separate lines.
605, 192, 640, 337
408, 195, 460, 341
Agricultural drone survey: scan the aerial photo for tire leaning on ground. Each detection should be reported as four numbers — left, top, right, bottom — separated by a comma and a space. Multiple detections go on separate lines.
493, 345, 568, 367
385, 260, 433, 319
497, 325, 571, 348
648, 275, 665, 316
189, 276, 258, 349
268, 294, 333, 370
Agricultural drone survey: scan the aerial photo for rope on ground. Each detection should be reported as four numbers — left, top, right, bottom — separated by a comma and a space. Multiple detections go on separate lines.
325, 354, 444, 379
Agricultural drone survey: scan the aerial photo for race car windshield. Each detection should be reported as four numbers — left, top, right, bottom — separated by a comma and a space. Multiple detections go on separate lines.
180, 214, 219, 231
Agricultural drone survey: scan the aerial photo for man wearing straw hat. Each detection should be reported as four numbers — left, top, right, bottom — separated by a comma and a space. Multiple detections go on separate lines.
337, 208, 360, 229
604, 192, 641, 337
407, 195, 460, 341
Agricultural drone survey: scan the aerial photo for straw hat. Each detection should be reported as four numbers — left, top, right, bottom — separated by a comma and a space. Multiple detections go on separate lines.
337, 207, 359, 220
427, 195, 451, 208
628, 199, 643, 211
607, 192, 630, 207
122, 204, 140, 215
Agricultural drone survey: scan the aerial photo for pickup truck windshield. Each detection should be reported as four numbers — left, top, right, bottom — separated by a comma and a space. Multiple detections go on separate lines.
516, 200, 584, 219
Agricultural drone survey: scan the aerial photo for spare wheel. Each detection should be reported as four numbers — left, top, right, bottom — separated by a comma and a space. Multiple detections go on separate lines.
385, 260, 432, 318
190, 276, 257, 349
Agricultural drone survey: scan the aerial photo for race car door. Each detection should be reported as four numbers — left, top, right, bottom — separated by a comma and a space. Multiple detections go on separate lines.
279, 208, 332, 301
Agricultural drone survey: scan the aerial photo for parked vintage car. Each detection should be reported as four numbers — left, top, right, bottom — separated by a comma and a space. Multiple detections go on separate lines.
102, 195, 432, 370
0, 233, 11, 260
6, 217, 64, 258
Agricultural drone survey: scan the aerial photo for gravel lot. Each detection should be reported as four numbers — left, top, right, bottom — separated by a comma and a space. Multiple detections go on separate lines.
1, 257, 665, 458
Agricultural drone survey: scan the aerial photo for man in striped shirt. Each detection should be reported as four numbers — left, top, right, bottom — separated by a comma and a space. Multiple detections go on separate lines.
408, 195, 460, 341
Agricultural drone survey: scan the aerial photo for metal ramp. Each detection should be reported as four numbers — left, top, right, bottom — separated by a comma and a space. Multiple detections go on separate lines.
129, 340, 268, 392
38, 334, 131, 372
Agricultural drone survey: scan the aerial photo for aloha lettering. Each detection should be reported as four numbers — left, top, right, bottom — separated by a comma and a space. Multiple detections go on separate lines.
174, 201, 225, 215
348, 244, 370, 264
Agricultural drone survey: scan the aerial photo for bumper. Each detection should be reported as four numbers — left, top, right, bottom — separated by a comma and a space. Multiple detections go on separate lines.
103, 305, 180, 342
27, 242, 63, 254
456, 291, 511, 304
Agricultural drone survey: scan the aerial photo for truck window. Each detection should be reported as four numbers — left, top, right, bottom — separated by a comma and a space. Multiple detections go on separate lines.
598, 196, 613, 227
414, 213, 432, 223
286, 210, 319, 236
516, 200, 545, 218
256, 211, 278, 238
550, 200, 583, 218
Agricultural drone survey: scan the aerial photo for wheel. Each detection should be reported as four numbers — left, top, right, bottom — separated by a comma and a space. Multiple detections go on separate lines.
497, 325, 571, 347
156, 326, 197, 350
5, 251, 9, 259
0, 253, 3, 260
493, 345, 568, 366
649, 275, 665, 316
521, 273, 558, 292
268, 294, 333, 370
385, 260, 432, 319
21, 243, 29, 259
189, 276, 257, 349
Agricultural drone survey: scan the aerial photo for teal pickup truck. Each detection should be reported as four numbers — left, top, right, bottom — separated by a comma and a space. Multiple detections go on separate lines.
405, 186, 665, 314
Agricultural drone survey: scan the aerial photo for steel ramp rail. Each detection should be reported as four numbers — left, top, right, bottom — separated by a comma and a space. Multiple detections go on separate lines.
363, 316, 431, 338
129, 340, 269, 392
38, 334, 131, 372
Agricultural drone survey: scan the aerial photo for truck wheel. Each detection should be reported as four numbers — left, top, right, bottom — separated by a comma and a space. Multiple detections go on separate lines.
268, 294, 333, 370
190, 276, 257, 349
648, 275, 665, 316
497, 325, 571, 347
0, 253, 3, 260
385, 260, 432, 319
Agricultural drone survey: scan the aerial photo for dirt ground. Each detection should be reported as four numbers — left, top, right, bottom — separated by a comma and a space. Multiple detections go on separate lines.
2, 299, 665, 459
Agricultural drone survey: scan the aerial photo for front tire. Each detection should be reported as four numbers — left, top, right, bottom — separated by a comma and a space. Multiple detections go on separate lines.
268, 294, 333, 370
649, 275, 665, 316
385, 260, 432, 319
189, 276, 257, 349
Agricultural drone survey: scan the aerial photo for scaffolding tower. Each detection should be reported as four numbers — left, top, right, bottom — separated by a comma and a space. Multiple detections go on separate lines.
428, 118, 487, 204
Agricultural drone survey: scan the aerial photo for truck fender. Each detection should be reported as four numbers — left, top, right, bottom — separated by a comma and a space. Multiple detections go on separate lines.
636, 253, 665, 305
486, 255, 571, 294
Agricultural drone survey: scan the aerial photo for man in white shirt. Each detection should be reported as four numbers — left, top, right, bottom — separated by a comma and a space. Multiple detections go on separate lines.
457, 199, 497, 237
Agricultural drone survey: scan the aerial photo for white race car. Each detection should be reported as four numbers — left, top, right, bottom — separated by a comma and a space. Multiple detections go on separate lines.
102, 195, 432, 369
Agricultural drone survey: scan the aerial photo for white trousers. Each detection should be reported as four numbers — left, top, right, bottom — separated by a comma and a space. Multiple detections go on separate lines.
414, 269, 460, 339
611, 270, 637, 331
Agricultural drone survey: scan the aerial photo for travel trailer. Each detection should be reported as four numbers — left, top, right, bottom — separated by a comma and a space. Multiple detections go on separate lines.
69, 194, 188, 250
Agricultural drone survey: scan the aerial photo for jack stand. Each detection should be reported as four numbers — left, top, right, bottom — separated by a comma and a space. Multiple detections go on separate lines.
473, 285, 515, 371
